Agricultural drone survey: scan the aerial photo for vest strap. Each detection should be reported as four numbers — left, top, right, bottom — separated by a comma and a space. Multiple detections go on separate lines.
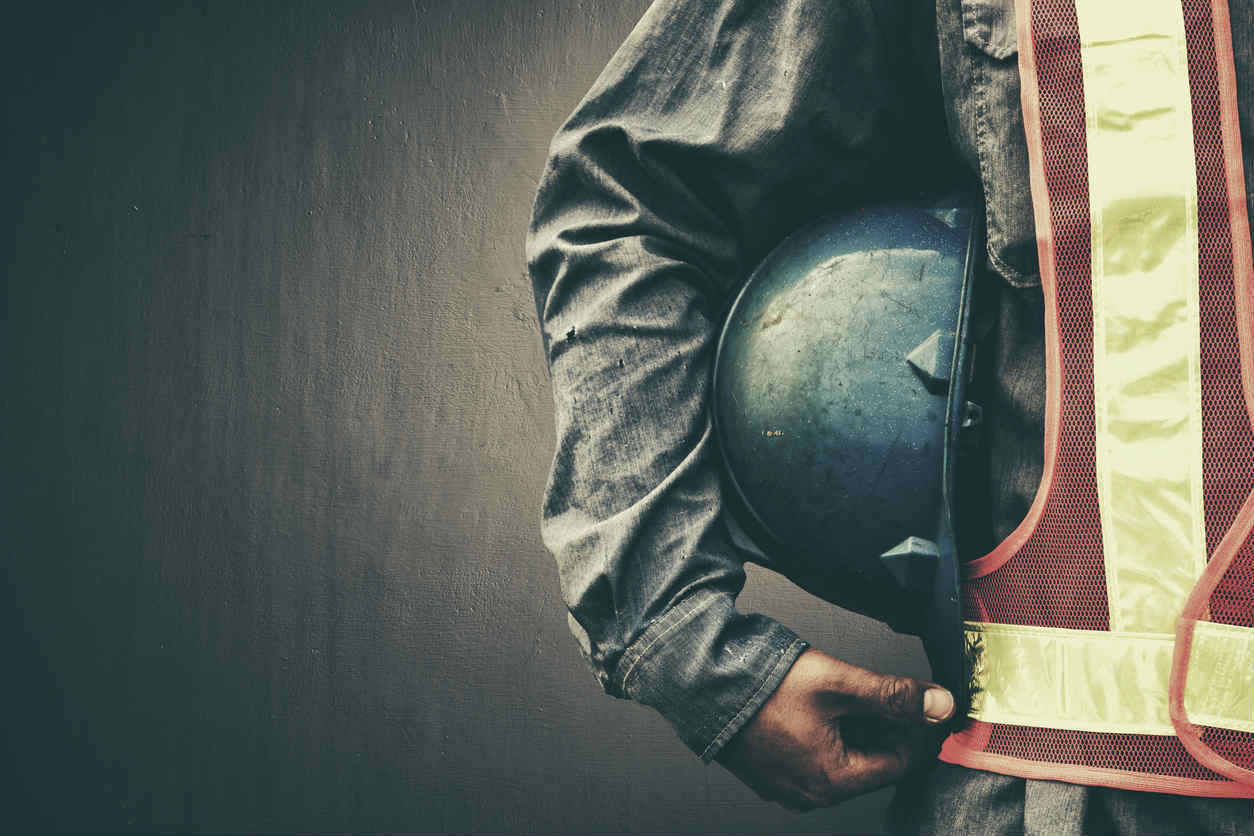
967, 620, 1254, 735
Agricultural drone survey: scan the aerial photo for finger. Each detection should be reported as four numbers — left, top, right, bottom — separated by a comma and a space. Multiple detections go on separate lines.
827, 745, 917, 800
838, 667, 954, 725
916, 678, 958, 724
838, 714, 916, 752
738, 776, 817, 813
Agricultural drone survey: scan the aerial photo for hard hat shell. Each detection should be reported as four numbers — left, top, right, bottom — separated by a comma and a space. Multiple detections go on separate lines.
712, 192, 983, 705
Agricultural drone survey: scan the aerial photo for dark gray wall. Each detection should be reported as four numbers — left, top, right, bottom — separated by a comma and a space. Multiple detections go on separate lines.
2, 2, 929, 832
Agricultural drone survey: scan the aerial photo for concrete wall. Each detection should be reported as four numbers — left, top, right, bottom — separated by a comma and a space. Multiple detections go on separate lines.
2, 2, 928, 831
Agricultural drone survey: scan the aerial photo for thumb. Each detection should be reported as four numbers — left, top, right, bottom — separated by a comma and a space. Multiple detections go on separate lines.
851, 671, 955, 725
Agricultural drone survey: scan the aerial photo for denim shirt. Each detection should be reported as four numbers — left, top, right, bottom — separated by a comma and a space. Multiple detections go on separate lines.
525, 0, 1254, 762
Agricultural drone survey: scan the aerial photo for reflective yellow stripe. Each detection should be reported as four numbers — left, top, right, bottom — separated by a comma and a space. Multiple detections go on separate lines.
965, 621, 1254, 734
1077, 0, 1207, 634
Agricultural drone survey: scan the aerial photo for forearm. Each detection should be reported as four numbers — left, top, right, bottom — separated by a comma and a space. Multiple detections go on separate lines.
533, 207, 806, 758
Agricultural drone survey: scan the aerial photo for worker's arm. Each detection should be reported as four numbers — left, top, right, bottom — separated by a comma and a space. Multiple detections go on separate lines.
525, 0, 956, 800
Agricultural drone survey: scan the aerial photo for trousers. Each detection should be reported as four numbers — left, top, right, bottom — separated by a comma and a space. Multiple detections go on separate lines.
887, 762, 1254, 835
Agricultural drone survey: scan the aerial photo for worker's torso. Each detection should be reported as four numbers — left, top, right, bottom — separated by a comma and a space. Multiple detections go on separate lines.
937, 0, 1254, 796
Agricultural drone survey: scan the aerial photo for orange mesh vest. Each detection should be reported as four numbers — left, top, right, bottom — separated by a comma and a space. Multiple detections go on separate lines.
938, 0, 1254, 797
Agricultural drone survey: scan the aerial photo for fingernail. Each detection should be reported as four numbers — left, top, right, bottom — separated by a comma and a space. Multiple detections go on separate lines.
923, 688, 954, 722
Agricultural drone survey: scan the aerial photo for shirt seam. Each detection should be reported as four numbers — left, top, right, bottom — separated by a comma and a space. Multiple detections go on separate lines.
616, 590, 722, 695
989, 247, 1040, 288
965, 11, 1041, 291
699, 636, 807, 763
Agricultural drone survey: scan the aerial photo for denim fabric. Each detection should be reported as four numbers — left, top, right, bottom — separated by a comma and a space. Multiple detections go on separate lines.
888, 761, 1254, 835
526, 0, 1254, 805
526, 0, 958, 762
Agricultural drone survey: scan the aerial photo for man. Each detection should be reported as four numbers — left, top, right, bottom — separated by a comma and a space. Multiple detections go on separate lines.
525, 0, 1254, 831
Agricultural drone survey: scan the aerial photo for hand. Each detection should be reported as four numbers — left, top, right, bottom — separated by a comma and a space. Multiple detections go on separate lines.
715, 648, 955, 811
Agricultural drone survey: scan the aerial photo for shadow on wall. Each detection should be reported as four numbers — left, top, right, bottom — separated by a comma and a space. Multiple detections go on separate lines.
1, 1, 928, 832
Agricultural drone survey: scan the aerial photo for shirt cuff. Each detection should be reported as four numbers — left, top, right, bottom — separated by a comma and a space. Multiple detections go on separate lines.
614, 588, 809, 763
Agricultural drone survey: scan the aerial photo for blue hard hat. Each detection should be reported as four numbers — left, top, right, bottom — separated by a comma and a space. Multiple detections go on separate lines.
712, 191, 985, 710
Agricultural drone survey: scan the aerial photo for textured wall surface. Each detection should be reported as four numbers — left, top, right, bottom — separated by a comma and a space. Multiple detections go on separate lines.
2, 2, 928, 831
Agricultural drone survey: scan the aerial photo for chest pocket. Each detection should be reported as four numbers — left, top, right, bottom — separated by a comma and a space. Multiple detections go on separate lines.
961, 0, 1018, 60
941, 0, 1040, 287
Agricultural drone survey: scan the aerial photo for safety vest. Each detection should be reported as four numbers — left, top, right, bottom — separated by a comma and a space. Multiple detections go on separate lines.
939, 0, 1254, 797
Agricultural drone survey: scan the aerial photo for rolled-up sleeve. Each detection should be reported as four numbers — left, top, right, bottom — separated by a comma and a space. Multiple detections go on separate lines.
525, 0, 952, 761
